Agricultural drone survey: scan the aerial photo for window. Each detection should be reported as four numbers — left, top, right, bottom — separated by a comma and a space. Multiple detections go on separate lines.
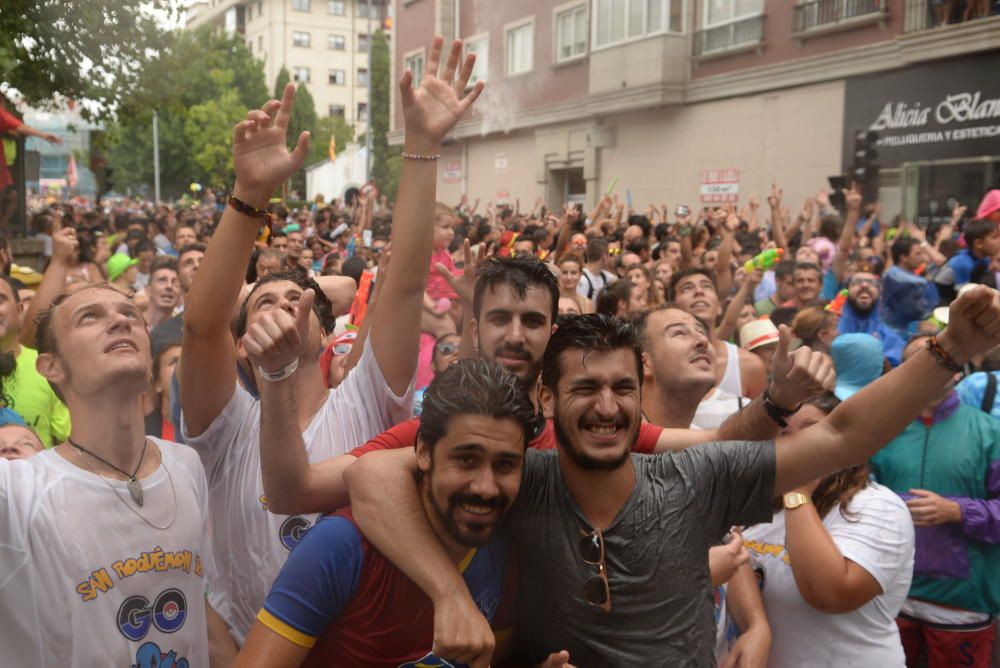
328, 69, 346, 84
704, 0, 763, 27
594, 0, 679, 48
329, 104, 345, 117
357, 102, 368, 120
505, 20, 534, 76
292, 31, 311, 47
328, 33, 345, 49
328, 0, 346, 15
357, 68, 369, 85
463, 36, 489, 85
404, 51, 425, 85
292, 0, 310, 11
358, 2, 377, 18
556, 5, 588, 61
293, 66, 311, 83
358, 34, 369, 51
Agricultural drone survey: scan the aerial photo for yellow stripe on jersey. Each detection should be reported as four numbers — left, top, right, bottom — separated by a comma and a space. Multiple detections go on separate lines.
457, 548, 478, 574
257, 608, 318, 648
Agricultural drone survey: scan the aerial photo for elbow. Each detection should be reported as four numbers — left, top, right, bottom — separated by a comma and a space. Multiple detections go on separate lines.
262, 491, 300, 517
798, 581, 862, 615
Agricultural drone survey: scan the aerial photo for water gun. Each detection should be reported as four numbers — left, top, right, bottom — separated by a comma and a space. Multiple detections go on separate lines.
826, 289, 848, 316
743, 248, 784, 274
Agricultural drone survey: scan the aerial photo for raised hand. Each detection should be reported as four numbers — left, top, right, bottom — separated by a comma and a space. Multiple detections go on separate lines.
435, 238, 479, 304
843, 182, 863, 213
400, 37, 485, 150
815, 188, 830, 209
243, 288, 315, 374
767, 183, 783, 210
232, 83, 311, 207
51, 225, 79, 267
768, 325, 836, 410
938, 285, 1000, 366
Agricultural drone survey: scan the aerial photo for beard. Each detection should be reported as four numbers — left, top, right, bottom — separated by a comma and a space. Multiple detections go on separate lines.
424, 472, 509, 548
552, 408, 632, 472
481, 340, 542, 390
848, 294, 876, 316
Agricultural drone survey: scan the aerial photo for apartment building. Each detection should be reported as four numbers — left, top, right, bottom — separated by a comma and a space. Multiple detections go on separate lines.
392, 0, 1000, 224
186, 0, 392, 136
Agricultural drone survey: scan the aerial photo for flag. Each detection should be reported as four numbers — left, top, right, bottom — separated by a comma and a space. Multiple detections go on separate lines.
328, 135, 336, 162
66, 154, 78, 188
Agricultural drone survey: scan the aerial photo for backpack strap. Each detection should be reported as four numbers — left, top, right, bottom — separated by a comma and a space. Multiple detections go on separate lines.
983, 372, 997, 414
582, 270, 595, 299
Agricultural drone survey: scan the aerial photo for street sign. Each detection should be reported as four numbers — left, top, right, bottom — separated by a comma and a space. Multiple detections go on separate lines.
700, 169, 740, 203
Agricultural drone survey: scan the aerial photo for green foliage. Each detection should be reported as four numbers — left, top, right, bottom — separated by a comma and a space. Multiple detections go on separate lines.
104, 28, 268, 198
274, 66, 291, 99
0, 0, 176, 118
369, 30, 401, 200
309, 116, 355, 167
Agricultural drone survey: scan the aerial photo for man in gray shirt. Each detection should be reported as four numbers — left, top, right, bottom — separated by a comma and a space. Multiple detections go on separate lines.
346, 289, 1000, 667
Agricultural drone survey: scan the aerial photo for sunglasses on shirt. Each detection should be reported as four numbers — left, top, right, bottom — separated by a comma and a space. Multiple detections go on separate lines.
579, 528, 611, 612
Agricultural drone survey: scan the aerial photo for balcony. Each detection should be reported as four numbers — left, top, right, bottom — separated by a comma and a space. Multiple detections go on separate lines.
904, 0, 1000, 32
693, 15, 765, 59
793, 0, 887, 37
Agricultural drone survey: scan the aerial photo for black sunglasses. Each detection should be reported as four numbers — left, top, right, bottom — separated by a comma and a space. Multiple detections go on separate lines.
579, 528, 611, 612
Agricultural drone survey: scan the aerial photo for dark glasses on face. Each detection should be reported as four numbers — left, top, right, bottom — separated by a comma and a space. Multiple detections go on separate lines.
849, 276, 878, 287
436, 342, 459, 356
579, 528, 611, 612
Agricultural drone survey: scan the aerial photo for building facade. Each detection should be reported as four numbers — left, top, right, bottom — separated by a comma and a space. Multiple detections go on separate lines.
187, 0, 392, 137
391, 0, 1000, 222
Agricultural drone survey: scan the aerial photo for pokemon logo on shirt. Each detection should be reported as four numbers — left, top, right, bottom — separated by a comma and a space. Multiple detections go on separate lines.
132, 641, 190, 668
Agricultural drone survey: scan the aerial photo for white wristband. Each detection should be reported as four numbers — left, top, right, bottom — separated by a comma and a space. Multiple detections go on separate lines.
258, 358, 299, 382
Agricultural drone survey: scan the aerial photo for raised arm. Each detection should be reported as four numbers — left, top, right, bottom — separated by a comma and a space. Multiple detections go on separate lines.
19, 224, 77, 348
714, 210, 737, 298
775, 287, 1000, 494
345, 448, 495, 668
832, 186, 862, 285
182, 83, 310, 437
716, 269, 760, 343
768, 184, 788, 251
366, 37, 484, 396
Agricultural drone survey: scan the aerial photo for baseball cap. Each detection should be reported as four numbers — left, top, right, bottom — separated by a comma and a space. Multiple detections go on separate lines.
977, 190, 1000, 220
107, 253, 139, 282
831, 333, 884, 400
740, 319, 780, 351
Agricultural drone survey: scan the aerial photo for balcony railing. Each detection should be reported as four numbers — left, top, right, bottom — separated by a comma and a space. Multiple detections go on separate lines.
693, 15, 765, 57
904, 0, 999, 32
793, 0, 886, 32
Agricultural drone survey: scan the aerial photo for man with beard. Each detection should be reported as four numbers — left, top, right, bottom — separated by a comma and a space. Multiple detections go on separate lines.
142, 256, 180, 330
343, 286, 1000, 667
838, 271, 905, 367
234, 361, 535, 667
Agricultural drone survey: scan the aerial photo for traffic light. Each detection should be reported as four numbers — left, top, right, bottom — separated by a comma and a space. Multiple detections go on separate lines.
851, 130, 879, 184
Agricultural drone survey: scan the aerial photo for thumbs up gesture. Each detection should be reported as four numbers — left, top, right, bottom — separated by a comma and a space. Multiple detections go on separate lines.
243, 288, 316, 375
768, 325, 837, 410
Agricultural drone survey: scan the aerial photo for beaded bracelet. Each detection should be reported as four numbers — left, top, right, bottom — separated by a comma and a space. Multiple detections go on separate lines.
401, 151, 441, 161
229, 194, 271, 219
927, 335, 963, 373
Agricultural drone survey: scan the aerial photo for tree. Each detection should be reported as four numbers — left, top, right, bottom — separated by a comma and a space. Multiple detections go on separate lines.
273, 67, 318, 196
104, 28, 268, 197
369, 30, 401, 200
0, 0, 175, 118
308, 116, 355, 167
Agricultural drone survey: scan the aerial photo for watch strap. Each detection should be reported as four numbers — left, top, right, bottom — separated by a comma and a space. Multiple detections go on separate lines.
783, 492, 812, 510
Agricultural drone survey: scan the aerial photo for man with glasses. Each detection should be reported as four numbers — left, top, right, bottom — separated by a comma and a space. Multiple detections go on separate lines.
343, 286, 1000, 666
838, 270, 906, 367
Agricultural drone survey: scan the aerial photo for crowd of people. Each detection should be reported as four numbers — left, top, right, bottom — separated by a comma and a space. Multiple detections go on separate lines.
2, 36, 1000, 668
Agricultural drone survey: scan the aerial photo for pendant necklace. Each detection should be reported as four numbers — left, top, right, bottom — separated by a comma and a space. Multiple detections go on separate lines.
69, 437, 148, 506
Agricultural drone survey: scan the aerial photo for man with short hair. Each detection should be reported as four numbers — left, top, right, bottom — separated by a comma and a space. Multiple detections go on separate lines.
882, 237, 938, 338
234, 360, 531, 667
175, 243, 206, 312
577, 237, 616, 305
0, 424, 42, 460
144, 256, 180, 329
935, 219, 1000, 303
255, 247, 284, 281
174, 224, 198, 251
284, 228, 305, 272
670, 267, 768, 399
754, 260, 796, 316
346, 288, 1000, 667
792, 262, 823, 309
0, 285, 234, 665
838, 271, 906, 367
180, 38, 480, 643
269, 230, 289, 254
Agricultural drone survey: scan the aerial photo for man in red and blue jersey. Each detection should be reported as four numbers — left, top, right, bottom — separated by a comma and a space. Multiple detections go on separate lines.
234, 360, 534, 667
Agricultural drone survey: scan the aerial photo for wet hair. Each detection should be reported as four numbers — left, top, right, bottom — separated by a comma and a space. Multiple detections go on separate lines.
177, 243, 207, 265
417, 359, 535, 453
964, 218, 997, 250
235, 270, 336, 337
667, 267, 715, 301
541, 313, 643, 391
472, 256, 559, 323
769, 306, 799, 329
595, 279, 633, 317
891, 236, 922, 265
149, 255, 178, 279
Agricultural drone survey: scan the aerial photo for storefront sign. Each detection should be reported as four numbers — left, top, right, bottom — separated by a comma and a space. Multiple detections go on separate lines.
843, 52, 1000, 168
443, 161, 461, 184
700, 169, 740, 203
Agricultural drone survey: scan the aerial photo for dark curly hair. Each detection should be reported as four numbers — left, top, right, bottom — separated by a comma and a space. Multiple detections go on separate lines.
473, 256, 559, 323
235, 270, 336, 337
541, 313, 643, 391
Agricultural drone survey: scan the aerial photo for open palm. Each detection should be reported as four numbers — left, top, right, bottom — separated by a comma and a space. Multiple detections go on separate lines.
401, 37, 485, 146
232, 83, 310, 198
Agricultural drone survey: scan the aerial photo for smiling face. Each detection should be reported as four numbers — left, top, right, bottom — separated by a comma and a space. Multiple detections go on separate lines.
471, 284, 553, 388
0, 425, 43, 460
417, 414, 525, 548
542, 346, 641, 471
847, 272, 880, 315
794, 267, 822, 305
642, 308, 715, 394
673, 272, 721, 326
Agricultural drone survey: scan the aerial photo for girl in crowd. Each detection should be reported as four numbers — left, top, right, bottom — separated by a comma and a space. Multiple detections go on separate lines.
595, 277, 646, 318
555, 253, 593, 315
792, 306, 840, 353
744, 392, 915, 667
625, 262, 663, 309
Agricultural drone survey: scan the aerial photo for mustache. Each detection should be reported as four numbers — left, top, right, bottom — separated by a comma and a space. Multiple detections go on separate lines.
494, 345, 531, 360
450, 493, 508, 513
580, 413, 629, 430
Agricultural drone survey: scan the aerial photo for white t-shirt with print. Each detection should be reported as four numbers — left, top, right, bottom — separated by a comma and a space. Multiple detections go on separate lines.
744, 484, 914, 668
182, 337, 413, 643
0, 439, 213, 667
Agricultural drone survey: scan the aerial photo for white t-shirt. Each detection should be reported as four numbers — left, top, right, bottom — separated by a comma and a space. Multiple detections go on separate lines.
577, 267, 615, 303
692, 388, 746, 430
744, 484, 914, 668
0, 439, 213, 667
182, 337, 413, 643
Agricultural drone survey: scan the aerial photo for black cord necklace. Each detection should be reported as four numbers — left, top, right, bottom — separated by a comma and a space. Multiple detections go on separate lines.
68, 437, 148, 507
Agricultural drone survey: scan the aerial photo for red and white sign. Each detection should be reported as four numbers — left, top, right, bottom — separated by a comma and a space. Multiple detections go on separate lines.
700, 169, 740, 203
496, 190, 510, 203
443, 161, 461, 184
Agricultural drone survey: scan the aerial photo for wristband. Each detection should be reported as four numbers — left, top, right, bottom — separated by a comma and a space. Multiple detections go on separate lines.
762, 388, 798, 428
927, 336, 963, 374
229, 194, 271, 220
401, 151, 441, 161
258, 358, 299, 382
